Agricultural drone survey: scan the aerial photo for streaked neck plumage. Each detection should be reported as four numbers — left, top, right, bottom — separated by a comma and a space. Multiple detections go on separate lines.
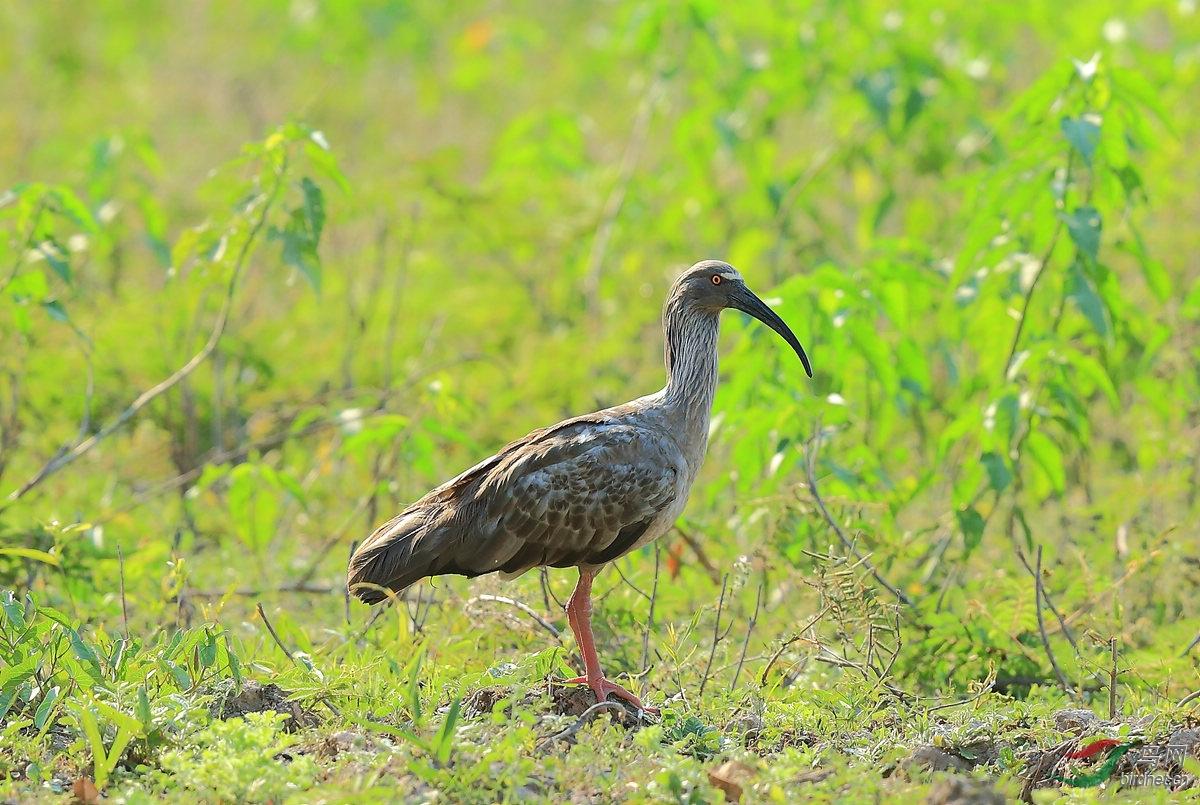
660, 294, 720, 467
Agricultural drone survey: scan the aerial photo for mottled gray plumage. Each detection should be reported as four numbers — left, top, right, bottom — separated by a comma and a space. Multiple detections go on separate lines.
348, 411, 685, 602
348, 260, 812, 614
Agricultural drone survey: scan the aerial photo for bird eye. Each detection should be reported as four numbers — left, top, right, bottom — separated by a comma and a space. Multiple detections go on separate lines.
711, 275, 723, 286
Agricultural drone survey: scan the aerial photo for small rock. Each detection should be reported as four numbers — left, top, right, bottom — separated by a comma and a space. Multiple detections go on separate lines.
731, 712, 764, 739
462, 686, 509, 719
214, 681, 320, 730
793, 768, 833, 785
906, 747, 973, 774
926, 776, 1005, 805
1054, 708, 1100, 734
1168, 728, 1200, 761
328, 729, 385, 753
707, 760, 755, 802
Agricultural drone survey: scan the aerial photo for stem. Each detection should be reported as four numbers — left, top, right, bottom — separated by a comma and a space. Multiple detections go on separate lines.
1001, 153, 1075, 381
0, 169, 285, 512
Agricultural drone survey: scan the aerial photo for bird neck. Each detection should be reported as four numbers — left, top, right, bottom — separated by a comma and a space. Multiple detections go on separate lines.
661, 300, 720, 439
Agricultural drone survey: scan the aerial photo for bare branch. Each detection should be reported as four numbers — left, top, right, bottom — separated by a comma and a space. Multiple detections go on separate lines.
466, 594, 563, 645
699, 574, 729, 697
1002, 152, 1073, 380
256, 602, 294, 661
1, 174, 284, 512
1108, 637, 1119, 720
805, 426, 913, 607
760, 606, 830, 686
672, 524, 721, 584
1016, 546, 1079, 654
641, 542, 660, 673
730, 581, 764, 692
582, 80, 661, 307
537, 701, 631, 750
117, 544, 129, 639
926, 672, 997, 713
1033, 546, 1075, 695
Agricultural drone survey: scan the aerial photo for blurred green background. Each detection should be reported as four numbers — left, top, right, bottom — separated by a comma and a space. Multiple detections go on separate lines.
1, 0, 1199, 799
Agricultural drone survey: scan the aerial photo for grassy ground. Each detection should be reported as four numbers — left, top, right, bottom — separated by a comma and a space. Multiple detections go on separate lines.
1, 1, 1199, 802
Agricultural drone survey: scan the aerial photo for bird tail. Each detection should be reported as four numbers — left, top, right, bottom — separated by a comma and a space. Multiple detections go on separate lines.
347, 511, 440, 604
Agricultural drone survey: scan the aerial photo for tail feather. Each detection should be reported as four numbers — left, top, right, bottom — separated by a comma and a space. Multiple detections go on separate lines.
348, 512, 436, 603
347, 507, 483, 604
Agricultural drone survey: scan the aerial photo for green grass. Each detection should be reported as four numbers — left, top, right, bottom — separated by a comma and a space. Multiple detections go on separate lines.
1, 1, 1199, 801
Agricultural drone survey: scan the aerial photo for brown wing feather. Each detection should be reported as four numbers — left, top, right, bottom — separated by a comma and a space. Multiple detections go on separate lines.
347, 411, 681, 604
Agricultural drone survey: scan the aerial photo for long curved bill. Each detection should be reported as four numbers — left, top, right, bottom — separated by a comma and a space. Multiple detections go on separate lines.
731, 286, 814, 378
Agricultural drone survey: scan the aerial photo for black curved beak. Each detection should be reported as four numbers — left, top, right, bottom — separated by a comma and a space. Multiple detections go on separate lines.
730, 285, 814, 378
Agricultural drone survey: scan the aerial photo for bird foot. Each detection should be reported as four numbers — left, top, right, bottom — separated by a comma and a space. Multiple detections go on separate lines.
561, 675, 658, 714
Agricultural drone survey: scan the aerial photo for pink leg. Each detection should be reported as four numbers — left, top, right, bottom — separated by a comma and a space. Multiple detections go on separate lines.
561, 567, 656, 713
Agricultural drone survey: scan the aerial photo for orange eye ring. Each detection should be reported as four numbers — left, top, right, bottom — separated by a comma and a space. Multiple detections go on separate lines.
711, 275, 723, 286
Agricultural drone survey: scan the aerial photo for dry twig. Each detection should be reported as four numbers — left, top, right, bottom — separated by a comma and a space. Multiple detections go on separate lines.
804, 425, 913, 607
466, 594, 563, 644
1033, 546, 1075, 695
1, 173, 284, 512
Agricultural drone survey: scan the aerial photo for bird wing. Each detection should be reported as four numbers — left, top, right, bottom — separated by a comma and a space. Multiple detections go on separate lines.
347, 413, 683, 602
475, 419, 682, 573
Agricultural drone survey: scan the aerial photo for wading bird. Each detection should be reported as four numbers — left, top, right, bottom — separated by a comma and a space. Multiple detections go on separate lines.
348, 260, 812, 711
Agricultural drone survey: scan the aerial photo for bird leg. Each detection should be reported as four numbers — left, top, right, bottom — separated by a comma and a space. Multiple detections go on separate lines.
562, 567, 656, 713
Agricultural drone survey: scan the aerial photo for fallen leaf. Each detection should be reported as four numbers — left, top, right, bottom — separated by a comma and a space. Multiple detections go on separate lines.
72, 777, 100, 804
707, 760, 755, 802
666, 540, 683, 579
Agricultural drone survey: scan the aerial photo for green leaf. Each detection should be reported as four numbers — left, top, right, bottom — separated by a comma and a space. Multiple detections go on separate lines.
137, 685, 152, 727
1060, 117, 1099, 164
33, 685, 60, 730
70, 628, 101, 665
37, 606, 74, 629
225, 637, 243, 685
42, 300, 70, 324
102, 725, 136, 787
36, 238, 71, 283
273, 219, 321, 291
1067, 262, 1110, 337
1024, 431, 1066, 494
1062, 207, 1101, 262
198, 630, 218, 668
855, 69, 896, 128
980, 452, 1012, 493
304, 139, 350, 192
70, 628, 105, 680
1126, 222, 1171, 302
2, 590, 28, 628
77, 705, 106, 781
92, 699, 143, 735
406, 649, 425, 728
0, 656, 38, 691
956, 507, 986, 556
300, 177, 324, 243
6, 270, 49, 302
1065, 349, 1119, 408
161, 659, 191, 690
433, 698, 462, 766
226, 463, 280, 554
49, 188, 99, 233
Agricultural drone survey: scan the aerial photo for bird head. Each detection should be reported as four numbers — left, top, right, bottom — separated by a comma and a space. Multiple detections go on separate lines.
671, 259, 813, 378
